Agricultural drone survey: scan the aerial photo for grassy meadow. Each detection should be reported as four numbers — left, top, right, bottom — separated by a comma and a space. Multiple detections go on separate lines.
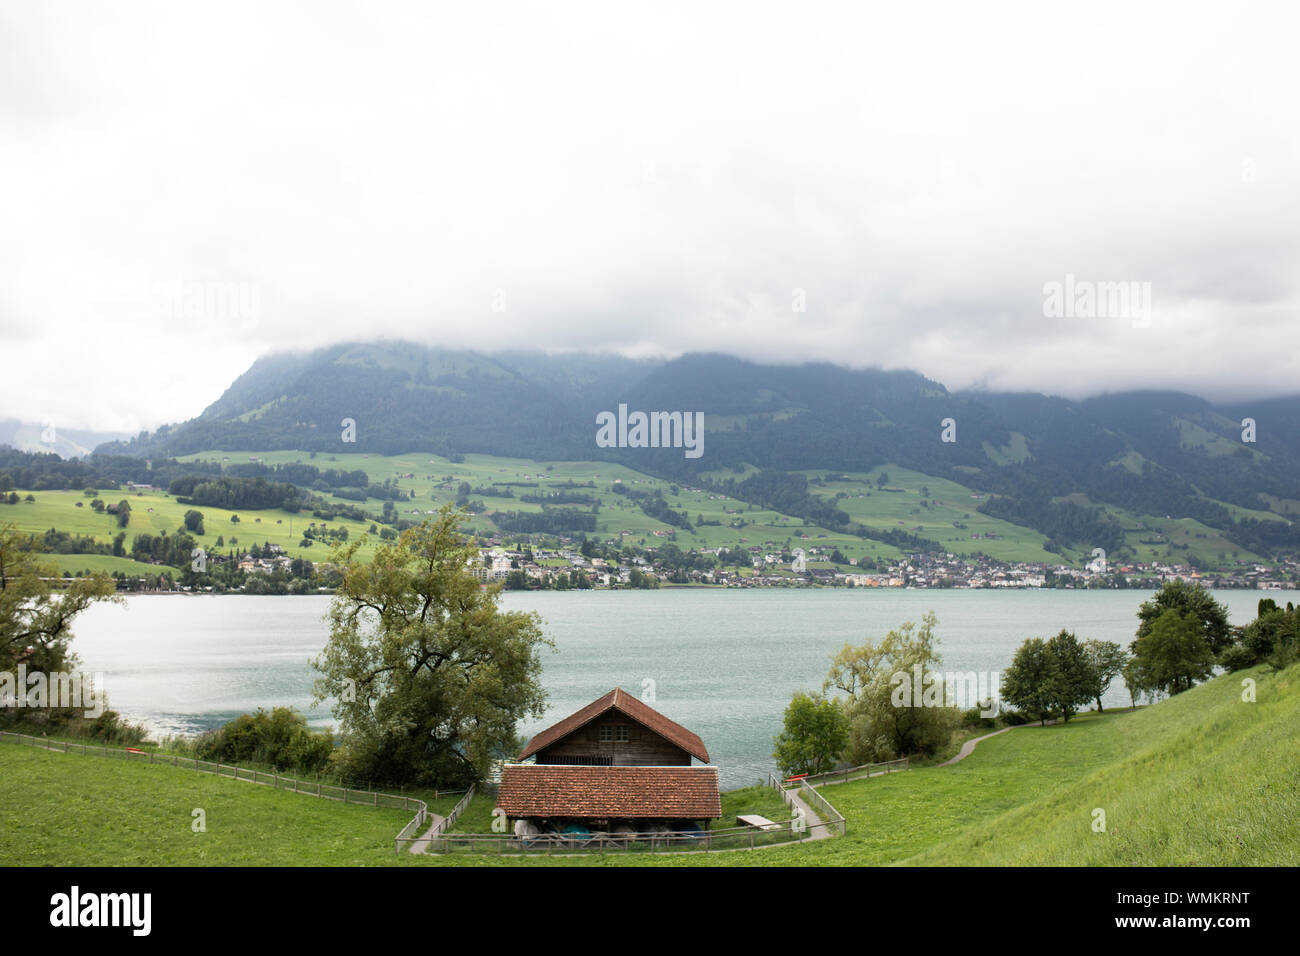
4, 664, 1294, 866
5, 446, 1258, 576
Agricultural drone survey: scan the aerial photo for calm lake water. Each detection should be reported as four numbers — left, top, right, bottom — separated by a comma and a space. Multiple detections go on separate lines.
69, 588, 1268, 789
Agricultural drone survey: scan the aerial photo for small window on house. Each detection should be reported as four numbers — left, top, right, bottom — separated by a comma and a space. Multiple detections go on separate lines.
615, 725, 630, 742
598, 724, 630, 743
598, 725, 613, 742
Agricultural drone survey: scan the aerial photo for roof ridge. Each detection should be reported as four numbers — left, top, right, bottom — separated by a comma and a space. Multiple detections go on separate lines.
517, 686, 710, 763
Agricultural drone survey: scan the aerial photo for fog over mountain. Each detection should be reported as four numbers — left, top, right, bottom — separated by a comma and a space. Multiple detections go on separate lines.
2, 3, 1298, 433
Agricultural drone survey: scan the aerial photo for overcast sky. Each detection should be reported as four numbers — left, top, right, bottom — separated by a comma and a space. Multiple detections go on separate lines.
2, 1, 1298, 433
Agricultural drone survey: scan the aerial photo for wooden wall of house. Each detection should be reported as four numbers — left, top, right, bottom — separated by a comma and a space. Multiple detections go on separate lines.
537, 715, 692, 766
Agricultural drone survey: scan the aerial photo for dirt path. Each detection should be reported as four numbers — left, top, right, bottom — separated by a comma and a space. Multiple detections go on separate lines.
407, 814, 446, 854
938, 721, 1056, 767
786, 787, 833, 840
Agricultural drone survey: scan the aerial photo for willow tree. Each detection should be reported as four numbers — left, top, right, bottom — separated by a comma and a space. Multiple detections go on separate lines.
822, 612, 959, 763
312, 507, 552, 788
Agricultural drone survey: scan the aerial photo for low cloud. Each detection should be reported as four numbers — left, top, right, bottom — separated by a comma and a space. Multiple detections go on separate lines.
2, 1, 1297, 430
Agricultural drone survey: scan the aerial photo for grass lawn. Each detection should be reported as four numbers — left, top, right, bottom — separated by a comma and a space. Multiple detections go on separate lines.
0, 745, 411, 865
909, 663, 1300, 865
7, 664, 1295, 866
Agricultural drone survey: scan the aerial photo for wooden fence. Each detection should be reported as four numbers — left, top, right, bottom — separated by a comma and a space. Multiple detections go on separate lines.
797, 778, 846, 836
799, 756, 909, 788
767, 771, 847, 837
0, 730, 430, 850
2, 730, 859, 855
423, 817, 836, 855
394, 781, 478, 853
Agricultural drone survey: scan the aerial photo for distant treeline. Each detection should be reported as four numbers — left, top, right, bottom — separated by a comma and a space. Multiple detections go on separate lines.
0, 448, 215, 492
490, 507, 597, 533
0, 448, 414, 514
978, 494, 1125, 554
169, 475, 303, 512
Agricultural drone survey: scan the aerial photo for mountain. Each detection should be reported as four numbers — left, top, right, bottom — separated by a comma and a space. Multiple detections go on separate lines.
95, 340, 1300, 558
0, 419, 131, 459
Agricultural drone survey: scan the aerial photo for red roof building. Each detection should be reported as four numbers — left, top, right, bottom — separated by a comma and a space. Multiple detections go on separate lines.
497, 688, 721, 828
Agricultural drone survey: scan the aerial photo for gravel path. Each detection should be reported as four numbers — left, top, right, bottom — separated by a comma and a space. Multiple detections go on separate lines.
938, 720, 1057, 767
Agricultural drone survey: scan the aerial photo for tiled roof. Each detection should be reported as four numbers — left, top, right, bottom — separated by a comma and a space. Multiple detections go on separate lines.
518, 688, 710, 762
497, 764, 722, 819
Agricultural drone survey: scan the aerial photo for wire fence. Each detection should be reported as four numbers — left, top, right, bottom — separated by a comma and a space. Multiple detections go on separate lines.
0, 730, 430, 849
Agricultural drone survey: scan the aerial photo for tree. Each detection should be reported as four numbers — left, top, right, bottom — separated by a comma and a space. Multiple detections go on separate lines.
1001, 637, 1055, 725
1128, 607, 1216, 696
772, 691, 849, 777
1082, 639, 1128, 713
1003, 631, 1102, 723
823, 612, 960, 762
1121, 658, 1142, 709
183, 510, 205, 535
1229, 603, 1300, 670
115, 500, 131, 528
1042, 630, 1096, 723
1136, 580, 1230, 655
1, 524, 120, 676
311, 506, 552, 788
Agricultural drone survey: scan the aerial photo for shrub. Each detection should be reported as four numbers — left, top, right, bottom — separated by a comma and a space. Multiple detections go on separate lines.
195, 707, 333, 774
961, 706, 999, 730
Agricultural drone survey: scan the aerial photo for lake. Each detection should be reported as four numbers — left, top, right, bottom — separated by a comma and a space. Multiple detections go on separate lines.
67, 588, 1269, 789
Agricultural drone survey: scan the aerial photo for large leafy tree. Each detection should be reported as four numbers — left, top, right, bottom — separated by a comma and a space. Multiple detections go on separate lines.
1136, 580, 1231, 655
1128, 607, 1216, 696
1003, 631, 1107, 723
1001, 637, 1055, 725
772, 692, 850, 777
312, 507, 552, 788
1, 524, 119, 675
1042, 630, 1097, 723
823, 612, 960, 762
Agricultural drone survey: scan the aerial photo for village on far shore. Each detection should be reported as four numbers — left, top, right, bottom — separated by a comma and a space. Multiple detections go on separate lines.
139, 535, 1300, 594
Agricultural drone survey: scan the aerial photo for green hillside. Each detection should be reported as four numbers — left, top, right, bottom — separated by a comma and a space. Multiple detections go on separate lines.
0, 745, 409, 866
908, 663, 1300, 865
90, 344, 1300, 571
2, 444, 1285, 576
5, 664, 1294, 866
